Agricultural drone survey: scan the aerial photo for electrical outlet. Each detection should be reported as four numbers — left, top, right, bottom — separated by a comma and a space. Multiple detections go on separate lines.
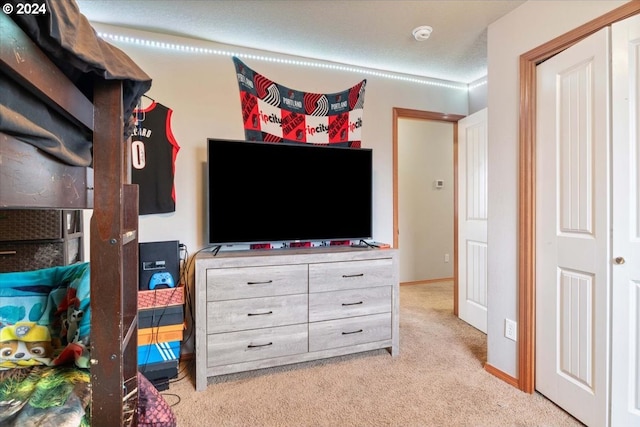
444, 253, 450, 263
505, 319, 517, 341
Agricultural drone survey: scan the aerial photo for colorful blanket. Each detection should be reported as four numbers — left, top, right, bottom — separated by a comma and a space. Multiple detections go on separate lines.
0, 263, 91, 369
0, 263, 177, 426
0, 365, 91, 426
0, 367, 177, 427
233, 57, 366, 147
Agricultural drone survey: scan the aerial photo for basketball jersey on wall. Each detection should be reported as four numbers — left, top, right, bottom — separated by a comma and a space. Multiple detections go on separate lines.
132, 101, 180, 215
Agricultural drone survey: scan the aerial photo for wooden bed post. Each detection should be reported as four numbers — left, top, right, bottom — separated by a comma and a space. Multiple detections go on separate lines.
90, 79, 139, 426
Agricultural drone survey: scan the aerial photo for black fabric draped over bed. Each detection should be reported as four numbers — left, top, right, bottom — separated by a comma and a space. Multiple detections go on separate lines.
0, 0, 152, 166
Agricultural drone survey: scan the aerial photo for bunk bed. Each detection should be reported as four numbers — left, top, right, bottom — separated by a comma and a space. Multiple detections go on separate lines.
0, 2, 169, 425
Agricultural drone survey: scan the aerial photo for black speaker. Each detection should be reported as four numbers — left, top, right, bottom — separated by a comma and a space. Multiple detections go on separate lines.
139, 240, 179, 290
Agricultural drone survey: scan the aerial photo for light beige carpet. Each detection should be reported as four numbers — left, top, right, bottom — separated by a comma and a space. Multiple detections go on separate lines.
164, 281, 583, 426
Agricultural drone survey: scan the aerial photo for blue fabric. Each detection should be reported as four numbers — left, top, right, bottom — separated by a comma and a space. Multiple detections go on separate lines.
0, 263, 91, 369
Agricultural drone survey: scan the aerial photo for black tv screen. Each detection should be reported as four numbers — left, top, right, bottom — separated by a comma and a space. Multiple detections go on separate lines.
207, 139, 372, 245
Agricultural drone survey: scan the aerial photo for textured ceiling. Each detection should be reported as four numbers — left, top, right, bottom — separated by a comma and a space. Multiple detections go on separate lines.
75, 0, 525, 84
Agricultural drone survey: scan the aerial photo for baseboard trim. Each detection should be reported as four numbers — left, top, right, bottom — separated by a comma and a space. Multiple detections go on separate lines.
400, 277, 454, 286
484, 363, 519, 388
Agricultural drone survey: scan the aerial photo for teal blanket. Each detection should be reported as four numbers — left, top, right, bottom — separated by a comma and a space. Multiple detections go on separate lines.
0, 263, 91, 369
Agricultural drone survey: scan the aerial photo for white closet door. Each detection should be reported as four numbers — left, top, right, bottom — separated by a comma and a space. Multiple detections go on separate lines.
535, 28, 610, 427
611, 14, 640, 427
457, 108, 487, 333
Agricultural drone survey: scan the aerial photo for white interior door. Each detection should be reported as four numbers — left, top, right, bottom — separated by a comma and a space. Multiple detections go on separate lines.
457, 108, 487, 333
535, 28, 610, 427
611, 14, 640, 427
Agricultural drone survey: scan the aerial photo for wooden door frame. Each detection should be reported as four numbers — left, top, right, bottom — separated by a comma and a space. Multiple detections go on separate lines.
517, 2, 640, 393
392, 108, 465, 315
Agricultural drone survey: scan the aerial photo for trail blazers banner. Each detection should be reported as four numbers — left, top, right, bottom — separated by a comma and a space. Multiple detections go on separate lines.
233, 57, 366, 147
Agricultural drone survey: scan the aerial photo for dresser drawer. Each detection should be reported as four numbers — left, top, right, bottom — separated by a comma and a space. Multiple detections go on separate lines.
309, 286, 391, 322
207, 324, 308, 367
206, 264, 308, 301
309, 258, 393, 292
207, 294, 308, 333
309, 313, 391, 352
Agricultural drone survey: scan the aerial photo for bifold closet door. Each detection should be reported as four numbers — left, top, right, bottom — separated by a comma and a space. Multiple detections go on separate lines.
611, 13, 640, 427
535, 27, 610, 427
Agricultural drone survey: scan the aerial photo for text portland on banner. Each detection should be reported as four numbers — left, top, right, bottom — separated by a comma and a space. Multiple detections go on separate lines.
233, 57, 365, 147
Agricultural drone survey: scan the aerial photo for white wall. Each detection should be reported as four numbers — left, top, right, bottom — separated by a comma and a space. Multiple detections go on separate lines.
91, 24, 468, 255
398, 119, 454, 282
468, 77, 487, 115
90, 23, 468, 353
89, 1, 630, 369
486, 0, 628, 377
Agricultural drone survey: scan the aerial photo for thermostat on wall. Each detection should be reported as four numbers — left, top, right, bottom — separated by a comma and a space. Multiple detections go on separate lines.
435, 179, 444, 189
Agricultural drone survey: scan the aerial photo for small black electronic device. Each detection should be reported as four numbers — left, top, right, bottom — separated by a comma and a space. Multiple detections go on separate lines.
139, 240, 179, 290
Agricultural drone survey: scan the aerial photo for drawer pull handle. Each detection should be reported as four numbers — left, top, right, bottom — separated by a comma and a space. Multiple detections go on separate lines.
247, 311, 273, 316
342, 273, 364, 278
247, 280, 273, 285
0, 250, 17, 256
247, 342, 273, 348
342, 301, 363, 306
342, 329, 363, 335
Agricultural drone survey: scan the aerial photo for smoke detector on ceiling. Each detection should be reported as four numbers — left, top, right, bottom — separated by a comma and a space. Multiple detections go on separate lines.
412, 25, 433, 41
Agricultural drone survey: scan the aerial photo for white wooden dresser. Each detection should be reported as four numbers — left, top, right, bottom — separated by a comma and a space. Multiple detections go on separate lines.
194, 246, 399, 391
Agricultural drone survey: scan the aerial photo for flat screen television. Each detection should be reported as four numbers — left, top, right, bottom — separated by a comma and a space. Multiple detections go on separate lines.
207, 139, 373, 245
